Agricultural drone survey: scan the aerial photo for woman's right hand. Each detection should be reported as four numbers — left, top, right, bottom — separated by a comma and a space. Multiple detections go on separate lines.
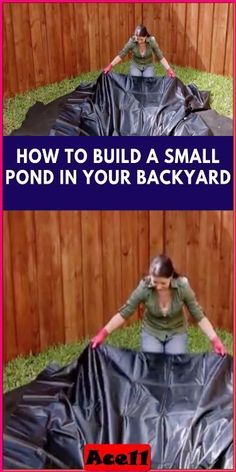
103, 63, 113, 74
91, 327, 109, 348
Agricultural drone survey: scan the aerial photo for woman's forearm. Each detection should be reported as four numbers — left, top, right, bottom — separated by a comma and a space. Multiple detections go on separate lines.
104, 313, 125, 334
111, 55, 122, 67
160, 57, 171, 71
198, 316, 217, 340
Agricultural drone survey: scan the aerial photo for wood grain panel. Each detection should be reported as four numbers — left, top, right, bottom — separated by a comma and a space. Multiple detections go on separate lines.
149, 211, 164, 260
3, 213, 18, 362
120, 211, 139, 323
28, 4, 50, 87
4, 210, 233, 362
185, 3, 200, 69
98, 4, 111, 69
101, 211, 122, 322
172, 3, 187, 67
204, 212, 221, 326
87, 4, 100, 71
81, 211, 104, 335
224, 3, 233, 76
74, 4, 90, 75
211, 4, 229, 74
61, 3, 77, 79
3, 4, 18, 96
4, 3, 233, 96
197, 4, 214, 72
59, 212, 84, 343
45, 4, 65, 83
34, 211, 64, 349
11, 3, 35, 93
218, 211, 233, 330
8, 212, 40, 355
165, 211, 188, 275
109, 4, 120, 60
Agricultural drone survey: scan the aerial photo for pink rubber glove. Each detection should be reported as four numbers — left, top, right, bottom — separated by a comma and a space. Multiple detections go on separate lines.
211, 336, 227, 356
167, 68, 176, 78
91, 328, 108, 348
103, 63, 113, 74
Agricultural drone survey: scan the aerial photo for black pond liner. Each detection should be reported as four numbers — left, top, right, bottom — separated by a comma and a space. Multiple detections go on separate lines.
4, 345, 233, 469
10, 73, 233, 136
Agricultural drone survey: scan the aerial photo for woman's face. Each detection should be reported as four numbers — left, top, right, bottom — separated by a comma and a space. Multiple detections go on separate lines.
151, 276, 172, 291
135, 36, 147, 44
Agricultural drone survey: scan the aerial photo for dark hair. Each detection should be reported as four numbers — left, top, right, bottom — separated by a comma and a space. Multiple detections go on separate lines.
134, 24, 150, 38
149, 254, 179, 279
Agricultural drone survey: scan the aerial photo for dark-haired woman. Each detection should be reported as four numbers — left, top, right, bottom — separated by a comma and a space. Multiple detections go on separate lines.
91, 254, 226, 355
103, 24, 175, 78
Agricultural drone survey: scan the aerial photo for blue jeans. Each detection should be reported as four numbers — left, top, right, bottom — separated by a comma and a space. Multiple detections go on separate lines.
129, 63, 155, 77
141, 329, 188, 354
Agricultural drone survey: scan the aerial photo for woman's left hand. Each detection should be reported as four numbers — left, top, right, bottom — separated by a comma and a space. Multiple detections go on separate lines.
167, 68, 176, 78
211, 336, 227, 356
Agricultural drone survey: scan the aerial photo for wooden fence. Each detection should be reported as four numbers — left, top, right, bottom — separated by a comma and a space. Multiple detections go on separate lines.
4, 210, 233, 363
3, 3, 233, 97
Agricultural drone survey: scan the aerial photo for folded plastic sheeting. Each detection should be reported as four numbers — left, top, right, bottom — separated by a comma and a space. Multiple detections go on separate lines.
50, 73, 213, 136
4, 346, 233, 469
10, 73, 233, 136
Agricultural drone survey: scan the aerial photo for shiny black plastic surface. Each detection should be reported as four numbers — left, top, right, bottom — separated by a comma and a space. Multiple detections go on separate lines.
4, 346, 233, 469
10, 73, 232, 136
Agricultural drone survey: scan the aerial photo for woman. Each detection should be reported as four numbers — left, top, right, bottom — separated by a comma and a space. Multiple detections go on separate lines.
91, 254, 227, 355
103, 24, 175, 78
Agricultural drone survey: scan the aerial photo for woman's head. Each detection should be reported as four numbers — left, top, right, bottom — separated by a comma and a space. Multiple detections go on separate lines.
149, 254, 179, 290
134, 24, 150, 43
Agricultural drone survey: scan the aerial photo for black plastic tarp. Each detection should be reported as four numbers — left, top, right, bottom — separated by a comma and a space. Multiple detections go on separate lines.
4, 346, 233, 469
10, 73, 233, 136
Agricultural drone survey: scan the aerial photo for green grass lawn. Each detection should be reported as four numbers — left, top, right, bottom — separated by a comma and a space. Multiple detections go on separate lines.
4, 62, 233, 135
4, 322, 233, 392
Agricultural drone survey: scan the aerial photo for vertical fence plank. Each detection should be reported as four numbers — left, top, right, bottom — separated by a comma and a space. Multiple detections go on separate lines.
28, 4, 50, 88
134, 4, 143, 29
59, 212, 84, 343
197, 4, 214, 73
101, 212, 122, 323
205, 212, 221, 328
196, 212, 209, 318
109, 4, 120, 60
8, 212, 40, 356
185, 3, 200, 69
81, 211, 104, 335
149, 211, 164, 260
45, 3, 65, 83
218, 212, 233, 330
87, 4, 100, 71
3, 4, 18, 97
3, 213, 18, 362
74, 4, 90, 75
165, 211, 188, 275
98, 4, 111, 69
61, 3, 77, 79
224, 3, 233, 76
35, 211, 64, 350
120, 211, 139, 323
138, 211, 149, 277
10, 4, 35, 92
210, 4, 229, 74
118, 3, 130, 56
172, 3, 187, 67
185, 212, 201, 304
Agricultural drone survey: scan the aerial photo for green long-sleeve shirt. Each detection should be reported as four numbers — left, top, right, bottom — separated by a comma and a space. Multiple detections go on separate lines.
118, 36, 164, 69
119, 276, 205, 341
